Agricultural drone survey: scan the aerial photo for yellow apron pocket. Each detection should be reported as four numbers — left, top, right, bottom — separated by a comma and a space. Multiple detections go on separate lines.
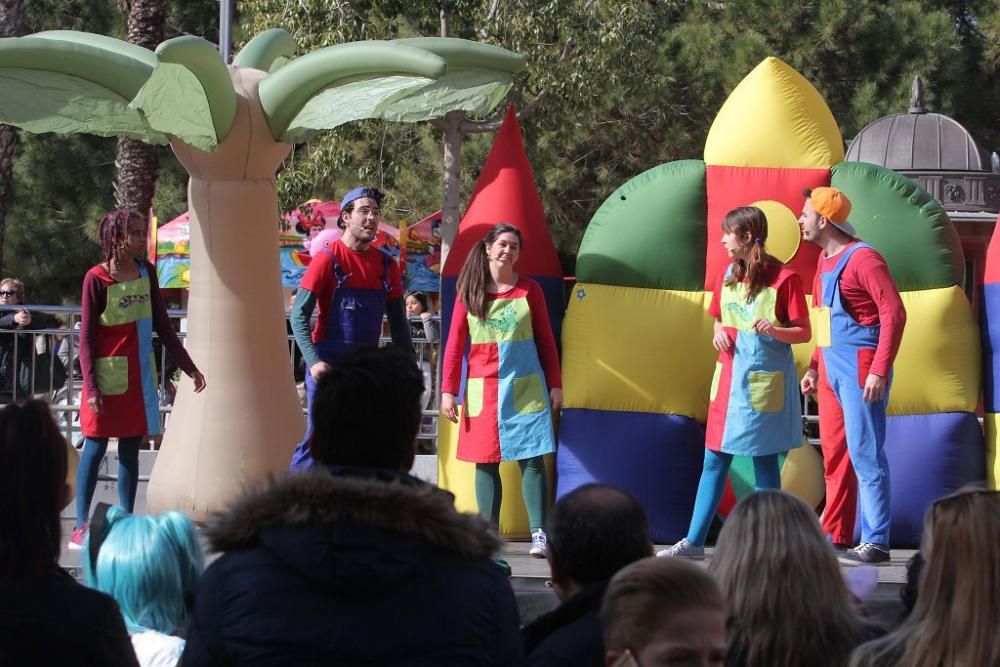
96, 356, 129, 396
513, 374, 547, 414
709, 362, 723, 402
815, 306, 832, 348
465, 378, 484, 418
748, 370, 784, 413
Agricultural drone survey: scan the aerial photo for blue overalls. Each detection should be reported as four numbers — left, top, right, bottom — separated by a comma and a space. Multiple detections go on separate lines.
818, 242, 892, 545
289, 249, 392, 470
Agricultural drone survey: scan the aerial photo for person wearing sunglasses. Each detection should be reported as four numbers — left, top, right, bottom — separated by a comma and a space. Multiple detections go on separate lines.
0, 277, 61, 401
288, 186, 412, 470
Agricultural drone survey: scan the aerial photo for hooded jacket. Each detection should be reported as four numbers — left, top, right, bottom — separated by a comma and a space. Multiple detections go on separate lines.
181, 467, 523, 666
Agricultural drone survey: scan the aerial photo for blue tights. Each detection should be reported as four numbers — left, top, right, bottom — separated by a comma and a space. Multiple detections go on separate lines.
686, 449, 781, 546
75, 436, 142, 529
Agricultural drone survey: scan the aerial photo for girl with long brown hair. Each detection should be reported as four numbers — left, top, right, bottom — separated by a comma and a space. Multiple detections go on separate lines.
660, 206, 810, 558
710, 490, 880, 667
850, 488, 1000, 667
441, 223, 562, 559
71, 210, 206, 550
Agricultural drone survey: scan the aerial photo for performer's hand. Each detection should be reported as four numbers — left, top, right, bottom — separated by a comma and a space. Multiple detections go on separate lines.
800, 369, 818, 396
441, 393, 458, 423
863, 373, 886, 403
549, 388, 563, 414
88, 394, 103, 414
712, 322, 732, 352
309, 361, 332, 381
191, 371, 207, 393
752, 318, 776, 337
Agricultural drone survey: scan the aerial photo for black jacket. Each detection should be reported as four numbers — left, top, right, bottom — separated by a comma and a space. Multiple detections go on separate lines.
182, 466, 524, 666
521, 581, 608, 667
0, 565, 139, 667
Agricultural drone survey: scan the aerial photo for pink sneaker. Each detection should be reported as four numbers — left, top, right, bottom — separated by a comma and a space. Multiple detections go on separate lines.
68, 524, 88, 551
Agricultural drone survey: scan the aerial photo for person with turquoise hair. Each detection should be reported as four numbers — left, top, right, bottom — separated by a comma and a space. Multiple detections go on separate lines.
86, 505, 204, 667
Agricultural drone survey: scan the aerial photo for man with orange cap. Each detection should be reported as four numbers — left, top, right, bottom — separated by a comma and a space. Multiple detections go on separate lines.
799, 187, 906, 565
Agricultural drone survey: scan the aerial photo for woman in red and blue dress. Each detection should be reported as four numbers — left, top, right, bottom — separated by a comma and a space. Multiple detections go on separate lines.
660, 206, 811, 558
441, 223, 562, 558
69, 210, 206, 549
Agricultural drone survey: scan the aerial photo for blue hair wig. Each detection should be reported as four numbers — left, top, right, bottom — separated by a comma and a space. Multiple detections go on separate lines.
86, 507, 203, 634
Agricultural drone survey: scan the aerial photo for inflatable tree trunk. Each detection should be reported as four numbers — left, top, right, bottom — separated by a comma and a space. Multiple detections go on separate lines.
149, 69, 301, 516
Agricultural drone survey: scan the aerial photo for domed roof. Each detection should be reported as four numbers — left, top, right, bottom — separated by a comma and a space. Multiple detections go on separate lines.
846, 77, 990, 172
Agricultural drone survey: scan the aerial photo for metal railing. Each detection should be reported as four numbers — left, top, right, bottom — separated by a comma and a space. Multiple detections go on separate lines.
0, 304, 442, 451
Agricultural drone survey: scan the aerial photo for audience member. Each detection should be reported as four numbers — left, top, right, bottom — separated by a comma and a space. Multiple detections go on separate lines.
182, 345, 522, 666
898, 551, 923, 620
406, 289, 439, 411
0, 400, 138, 666
850, 488, 1000, 667
601, 557, 726, 666
0, 277, 63, 400
86, 505, 204, 667
710, 490, 881, 667
522, 484, 652, 666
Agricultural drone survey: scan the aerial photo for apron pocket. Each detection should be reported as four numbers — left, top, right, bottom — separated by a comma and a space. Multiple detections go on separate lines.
465, 378, 484, 418
96, 356, 129, 396
513, 374, 547, 414
709, 362, 723, 402
748, 370, 784, 413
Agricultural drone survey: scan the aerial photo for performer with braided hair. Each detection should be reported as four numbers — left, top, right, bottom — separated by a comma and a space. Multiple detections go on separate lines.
69, 210, 206, 550
659, 206, 810, 559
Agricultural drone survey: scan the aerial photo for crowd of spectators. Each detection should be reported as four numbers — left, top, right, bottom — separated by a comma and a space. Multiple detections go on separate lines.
1, 345, 998, 666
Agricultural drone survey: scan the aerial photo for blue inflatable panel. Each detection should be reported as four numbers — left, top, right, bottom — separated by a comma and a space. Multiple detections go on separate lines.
557, 408, 705, 542
855, 411, 985, 547
980, 283, 1000, 411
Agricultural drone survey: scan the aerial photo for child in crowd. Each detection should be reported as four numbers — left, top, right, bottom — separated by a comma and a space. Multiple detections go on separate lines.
441, 223, 562, 558
87, 505, 204, 667
601, 556, 727, 666
405, 289, 439, 411
72, 210, 206, 549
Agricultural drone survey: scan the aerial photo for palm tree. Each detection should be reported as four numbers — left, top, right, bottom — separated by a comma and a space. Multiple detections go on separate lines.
0, 0, 25, 274
114, 0, 165, 214
0, 29, 523, 519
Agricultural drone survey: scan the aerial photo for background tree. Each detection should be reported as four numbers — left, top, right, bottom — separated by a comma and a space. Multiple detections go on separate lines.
113, 0, 165, 215
0, 0, 26, 277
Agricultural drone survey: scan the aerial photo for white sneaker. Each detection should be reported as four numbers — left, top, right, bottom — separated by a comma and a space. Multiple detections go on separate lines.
656, 538, 705, 559
529, 529, 548, 558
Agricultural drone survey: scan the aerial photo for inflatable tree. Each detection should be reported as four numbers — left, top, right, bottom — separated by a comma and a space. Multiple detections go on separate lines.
559, 57, 984, 546
0, 29, 524, 519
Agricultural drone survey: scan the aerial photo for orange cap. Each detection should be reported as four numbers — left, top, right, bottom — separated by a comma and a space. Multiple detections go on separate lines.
808, 187, 856, 237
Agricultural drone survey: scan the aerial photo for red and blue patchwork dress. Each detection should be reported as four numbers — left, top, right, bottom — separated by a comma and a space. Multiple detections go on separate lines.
442, 277, 562, 463
79, 261, 195, 438
704, 261, 808, 456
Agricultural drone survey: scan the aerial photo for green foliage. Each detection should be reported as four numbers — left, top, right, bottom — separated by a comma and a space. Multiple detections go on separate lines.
6, 0, 999, 302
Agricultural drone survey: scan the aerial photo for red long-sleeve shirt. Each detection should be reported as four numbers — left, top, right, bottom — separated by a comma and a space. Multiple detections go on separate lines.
442, 277, 562, 395
809, 242, 906, 378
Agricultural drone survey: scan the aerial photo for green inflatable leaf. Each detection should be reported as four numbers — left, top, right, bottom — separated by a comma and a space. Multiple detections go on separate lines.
258, 40, 447, 142
0, 33, 165, 142
831, 161, 964, 291
577, 160, 708, 291
233, 28, 296, 72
